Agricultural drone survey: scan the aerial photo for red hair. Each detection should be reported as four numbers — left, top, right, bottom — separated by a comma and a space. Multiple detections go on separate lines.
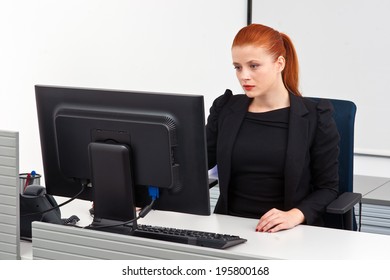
232, 24, 301, 96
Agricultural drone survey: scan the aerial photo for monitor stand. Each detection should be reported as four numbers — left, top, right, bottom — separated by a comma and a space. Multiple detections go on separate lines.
87, 142, 137, 234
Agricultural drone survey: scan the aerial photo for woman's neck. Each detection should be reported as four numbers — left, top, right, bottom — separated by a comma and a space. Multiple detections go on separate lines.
248, 89, 290, 113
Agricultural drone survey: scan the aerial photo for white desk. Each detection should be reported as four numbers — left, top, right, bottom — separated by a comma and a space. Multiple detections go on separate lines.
21, 197, 390, 260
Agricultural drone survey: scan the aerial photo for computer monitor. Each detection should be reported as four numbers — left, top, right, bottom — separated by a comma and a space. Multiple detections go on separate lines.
35, 85, 211, 232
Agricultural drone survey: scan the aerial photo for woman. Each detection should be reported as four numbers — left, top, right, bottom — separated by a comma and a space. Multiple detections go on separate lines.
206, 24, 339, 233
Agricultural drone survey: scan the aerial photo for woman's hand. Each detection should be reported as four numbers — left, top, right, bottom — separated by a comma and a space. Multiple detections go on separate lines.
255, 208, 305, 233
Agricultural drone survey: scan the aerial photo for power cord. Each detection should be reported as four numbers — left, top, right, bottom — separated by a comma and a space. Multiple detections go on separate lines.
84, 199, 156, 230
21, 184, 86, 217
85, 186, 159, 230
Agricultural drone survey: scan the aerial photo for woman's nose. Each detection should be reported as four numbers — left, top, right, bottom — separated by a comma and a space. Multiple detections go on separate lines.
238, 68, 251, 81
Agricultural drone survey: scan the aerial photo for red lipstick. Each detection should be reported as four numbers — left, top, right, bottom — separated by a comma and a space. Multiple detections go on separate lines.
243, 85, 255, 91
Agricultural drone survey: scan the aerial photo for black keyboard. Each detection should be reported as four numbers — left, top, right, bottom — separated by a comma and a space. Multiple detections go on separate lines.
132, 224, 247, 249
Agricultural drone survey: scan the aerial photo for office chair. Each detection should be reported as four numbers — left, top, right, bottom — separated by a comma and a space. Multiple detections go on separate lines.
310, 97, 362, 231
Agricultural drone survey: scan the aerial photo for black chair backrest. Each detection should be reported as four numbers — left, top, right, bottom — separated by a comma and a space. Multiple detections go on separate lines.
328, 99, 357, 194
310, 97, 358, 230
309, 97, 357, 195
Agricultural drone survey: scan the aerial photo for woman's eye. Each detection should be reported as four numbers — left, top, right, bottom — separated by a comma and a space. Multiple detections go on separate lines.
234, 65, 241, 71
250, 64, 259, 69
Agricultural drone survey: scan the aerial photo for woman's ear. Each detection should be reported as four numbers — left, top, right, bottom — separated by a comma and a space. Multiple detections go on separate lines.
276, 56, 286, 72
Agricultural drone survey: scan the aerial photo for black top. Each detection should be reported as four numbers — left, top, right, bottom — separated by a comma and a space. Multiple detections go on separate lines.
228, 107, 289, 219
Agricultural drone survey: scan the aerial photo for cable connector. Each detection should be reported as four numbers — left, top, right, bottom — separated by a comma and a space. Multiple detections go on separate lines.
138, 186, 159, 218
148, 186, 159, 201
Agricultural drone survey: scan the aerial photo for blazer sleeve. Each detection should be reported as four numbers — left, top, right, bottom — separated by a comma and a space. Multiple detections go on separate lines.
205, 89, 232, 170
296, 99, 340, 225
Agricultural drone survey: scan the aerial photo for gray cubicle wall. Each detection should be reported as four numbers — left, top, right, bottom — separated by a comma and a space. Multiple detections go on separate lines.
358, 204, 390, 235
32, 221, 259, 260
0, 130, 20, 259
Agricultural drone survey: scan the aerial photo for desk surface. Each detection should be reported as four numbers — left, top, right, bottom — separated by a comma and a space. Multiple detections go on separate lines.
353, 174, 390, 196
353, 175, 390, 205
22, 196, 390, 260
129, 210, 390, 259
363, 180, 390, 206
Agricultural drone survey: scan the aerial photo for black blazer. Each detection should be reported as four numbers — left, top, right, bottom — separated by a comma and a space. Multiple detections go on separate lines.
206, 90, 340, 225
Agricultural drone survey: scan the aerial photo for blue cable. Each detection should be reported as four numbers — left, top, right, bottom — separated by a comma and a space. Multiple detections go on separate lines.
138, 186, 160, 218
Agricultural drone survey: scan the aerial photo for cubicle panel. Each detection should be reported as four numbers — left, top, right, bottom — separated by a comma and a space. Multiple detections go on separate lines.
32, 222, 260, 260
0, 130, 20, 260
356, 204, 390, 235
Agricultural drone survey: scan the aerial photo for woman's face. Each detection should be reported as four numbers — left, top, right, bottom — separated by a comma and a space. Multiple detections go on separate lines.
232, 45, 285, 99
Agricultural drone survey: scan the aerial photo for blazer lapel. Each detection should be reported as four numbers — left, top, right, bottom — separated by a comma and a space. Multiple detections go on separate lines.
217, 96, 251, 205
284, 94, 309, 209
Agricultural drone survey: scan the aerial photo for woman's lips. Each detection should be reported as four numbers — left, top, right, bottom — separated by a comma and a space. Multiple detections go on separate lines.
243, 85, 255, 91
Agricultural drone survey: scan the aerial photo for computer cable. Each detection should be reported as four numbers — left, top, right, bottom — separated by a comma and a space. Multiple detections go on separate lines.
20, 183, 86, 217
84, 186, 159, 230
84, 199, 156, 231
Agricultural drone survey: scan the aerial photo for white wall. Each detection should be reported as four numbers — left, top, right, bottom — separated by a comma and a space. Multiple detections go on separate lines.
1, 0, 389, 179
355, 155, 390, 178
0, 0, 247, 176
